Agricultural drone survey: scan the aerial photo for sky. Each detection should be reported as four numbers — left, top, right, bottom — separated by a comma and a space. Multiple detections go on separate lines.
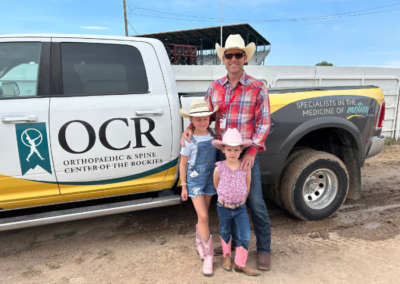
1, 0, 400, 67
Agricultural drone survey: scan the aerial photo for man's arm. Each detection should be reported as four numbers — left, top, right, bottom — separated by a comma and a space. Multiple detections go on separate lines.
240, 84, 270, 171
247, 83, 270, 157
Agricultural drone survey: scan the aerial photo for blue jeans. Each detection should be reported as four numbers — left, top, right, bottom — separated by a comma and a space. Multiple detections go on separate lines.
217, 150, 272, 254
217, 200, 251, 250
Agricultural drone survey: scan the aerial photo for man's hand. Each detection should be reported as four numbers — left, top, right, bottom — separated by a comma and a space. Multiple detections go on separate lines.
180, 127, 194, 147
181, 187, 188, 201
240, 153, 255, 171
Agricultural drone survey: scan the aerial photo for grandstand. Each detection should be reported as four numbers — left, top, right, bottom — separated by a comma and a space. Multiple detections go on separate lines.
135, 23, 271, 66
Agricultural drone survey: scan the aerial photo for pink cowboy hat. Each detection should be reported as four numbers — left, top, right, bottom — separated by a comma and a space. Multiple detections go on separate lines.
212, 127, 253, 150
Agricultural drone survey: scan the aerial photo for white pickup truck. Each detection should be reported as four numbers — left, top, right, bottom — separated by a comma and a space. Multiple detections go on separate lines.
0, 35, 385, 231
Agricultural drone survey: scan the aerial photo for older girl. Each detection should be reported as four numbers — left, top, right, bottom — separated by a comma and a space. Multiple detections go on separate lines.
179, 99, 218, 276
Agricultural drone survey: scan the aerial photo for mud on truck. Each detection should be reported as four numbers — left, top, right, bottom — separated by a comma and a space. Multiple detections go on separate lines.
0, 35, 385, 231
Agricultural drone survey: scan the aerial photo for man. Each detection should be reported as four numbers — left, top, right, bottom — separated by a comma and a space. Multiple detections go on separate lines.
181, 34, 272, 270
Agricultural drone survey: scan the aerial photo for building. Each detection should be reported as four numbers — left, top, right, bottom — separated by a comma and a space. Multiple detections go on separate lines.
135, 23, 271, 65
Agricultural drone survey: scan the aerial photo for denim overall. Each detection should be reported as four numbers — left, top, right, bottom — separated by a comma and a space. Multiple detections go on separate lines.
186, 137, 217, 198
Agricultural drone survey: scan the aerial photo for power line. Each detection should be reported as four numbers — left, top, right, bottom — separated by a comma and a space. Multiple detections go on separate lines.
135, 3, 400, 21
125, 5, 138, 35
131, 7, 400, 23
131, 13, 226, 23
131, 3, 400, 23
127, 20, 138, 35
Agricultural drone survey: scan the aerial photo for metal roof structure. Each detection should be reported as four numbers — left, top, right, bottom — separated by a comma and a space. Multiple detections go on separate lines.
134, 23, 270, 49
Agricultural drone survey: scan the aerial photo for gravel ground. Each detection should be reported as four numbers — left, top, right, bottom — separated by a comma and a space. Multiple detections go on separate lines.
1, 145, 400, 284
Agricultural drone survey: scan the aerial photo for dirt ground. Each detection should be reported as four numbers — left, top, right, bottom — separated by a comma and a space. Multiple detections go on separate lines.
1, 146, 400, 284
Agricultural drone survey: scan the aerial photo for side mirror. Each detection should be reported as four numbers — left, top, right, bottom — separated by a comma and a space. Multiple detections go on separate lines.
2, 82, 20, 96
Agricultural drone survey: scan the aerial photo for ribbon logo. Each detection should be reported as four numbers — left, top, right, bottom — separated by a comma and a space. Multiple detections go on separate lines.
15, 122, 52, 175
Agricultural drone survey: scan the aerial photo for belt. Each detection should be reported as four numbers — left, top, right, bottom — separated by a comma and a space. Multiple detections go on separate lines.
218, 199, 246, 209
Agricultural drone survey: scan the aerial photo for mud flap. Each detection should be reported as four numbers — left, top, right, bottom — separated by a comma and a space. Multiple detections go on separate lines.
326, 144, 361, 200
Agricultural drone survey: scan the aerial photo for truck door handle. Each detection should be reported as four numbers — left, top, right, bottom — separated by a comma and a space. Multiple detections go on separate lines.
2, 115, 38, 123
135, 109, 163, 116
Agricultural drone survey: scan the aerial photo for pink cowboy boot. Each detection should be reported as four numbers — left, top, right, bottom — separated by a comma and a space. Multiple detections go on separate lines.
201, 235, 214, 276
195, 225, 205, 260
234, 247, 260, 276
221, 236, 232, 271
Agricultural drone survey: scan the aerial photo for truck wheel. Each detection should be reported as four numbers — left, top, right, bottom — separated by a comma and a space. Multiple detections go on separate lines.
270, 147, 315, 208
281, 151, 349, 221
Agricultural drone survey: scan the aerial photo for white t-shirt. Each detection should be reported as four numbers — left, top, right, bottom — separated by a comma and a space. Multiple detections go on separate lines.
180, 133, 214, 166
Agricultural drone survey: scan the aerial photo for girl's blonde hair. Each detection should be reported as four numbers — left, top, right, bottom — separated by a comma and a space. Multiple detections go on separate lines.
207, 126, 217, 139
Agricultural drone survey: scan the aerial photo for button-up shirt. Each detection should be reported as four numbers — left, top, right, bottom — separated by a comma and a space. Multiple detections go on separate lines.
204, 71, 270, 157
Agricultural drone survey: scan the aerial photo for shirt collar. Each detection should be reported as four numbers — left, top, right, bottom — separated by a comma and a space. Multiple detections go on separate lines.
221, 71, 249, 87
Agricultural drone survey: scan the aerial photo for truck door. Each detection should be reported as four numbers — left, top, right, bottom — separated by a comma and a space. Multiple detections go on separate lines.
49, 39, 173, 196
0, 39, 60, 205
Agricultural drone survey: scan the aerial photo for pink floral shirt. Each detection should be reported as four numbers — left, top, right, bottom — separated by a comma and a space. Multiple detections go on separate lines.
215, 161, 248, 204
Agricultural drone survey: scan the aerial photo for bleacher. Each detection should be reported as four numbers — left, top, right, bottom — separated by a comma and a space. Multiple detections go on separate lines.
135, 24, 271, 66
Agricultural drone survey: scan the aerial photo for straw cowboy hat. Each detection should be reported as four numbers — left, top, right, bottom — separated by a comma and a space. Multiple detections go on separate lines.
212, 127, 253, 150
216, 34, 256, 63
179, 99, 219, 118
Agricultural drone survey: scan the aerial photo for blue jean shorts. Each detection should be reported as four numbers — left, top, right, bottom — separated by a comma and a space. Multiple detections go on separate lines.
187, 177, 217, 198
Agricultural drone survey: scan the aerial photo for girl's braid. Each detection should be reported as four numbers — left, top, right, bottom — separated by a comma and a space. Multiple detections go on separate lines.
207, 126, 217, 139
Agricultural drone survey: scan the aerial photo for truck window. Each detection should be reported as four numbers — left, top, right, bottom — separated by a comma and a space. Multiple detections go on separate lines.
60, 43, 148, 96
0, 42, 42, 98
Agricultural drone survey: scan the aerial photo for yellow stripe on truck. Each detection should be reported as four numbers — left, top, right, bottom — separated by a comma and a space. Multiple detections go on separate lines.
269, 88, 384, 114
0, 174, 60, 203
0, 165, 178, 210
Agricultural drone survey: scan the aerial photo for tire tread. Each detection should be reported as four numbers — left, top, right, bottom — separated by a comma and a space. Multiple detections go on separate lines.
281, 151, 349, 221
271, 147, 315, 208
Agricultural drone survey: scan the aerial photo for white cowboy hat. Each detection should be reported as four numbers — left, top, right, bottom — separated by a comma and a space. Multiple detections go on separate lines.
216, 34, 256, 63
178, 99, 219, 118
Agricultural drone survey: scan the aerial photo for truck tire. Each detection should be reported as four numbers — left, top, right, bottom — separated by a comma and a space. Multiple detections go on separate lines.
270, 147, 315, 209
281, 151, 349, 221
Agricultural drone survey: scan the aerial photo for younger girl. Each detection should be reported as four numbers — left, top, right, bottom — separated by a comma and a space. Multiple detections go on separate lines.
179, 99, 218, 276
212, 127, 260, 276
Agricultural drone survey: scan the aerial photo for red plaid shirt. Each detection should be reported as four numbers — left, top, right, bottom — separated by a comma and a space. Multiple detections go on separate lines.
204, 71, 270, 157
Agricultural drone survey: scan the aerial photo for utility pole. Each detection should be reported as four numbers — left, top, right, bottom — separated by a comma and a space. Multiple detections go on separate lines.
123, 0, 128, 36
220, 0, 223, 65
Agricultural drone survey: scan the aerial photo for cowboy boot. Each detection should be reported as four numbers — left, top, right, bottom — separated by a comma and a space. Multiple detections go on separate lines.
201, 235, 214, 276
221, 236, 232, 271
234, 247, 260, 276
214, 244, 236, 255
195, 225, 205, 261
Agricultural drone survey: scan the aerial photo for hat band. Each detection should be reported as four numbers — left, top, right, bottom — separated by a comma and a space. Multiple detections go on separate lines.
189, 110, 212, 114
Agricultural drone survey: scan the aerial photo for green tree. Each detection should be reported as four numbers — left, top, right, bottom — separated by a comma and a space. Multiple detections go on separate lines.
316, 61, 333, 66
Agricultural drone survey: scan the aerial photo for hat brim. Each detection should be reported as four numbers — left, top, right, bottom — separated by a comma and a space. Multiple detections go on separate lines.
216, 42, 255, 63
178, 105, 219, 118
211, 139, 253, 150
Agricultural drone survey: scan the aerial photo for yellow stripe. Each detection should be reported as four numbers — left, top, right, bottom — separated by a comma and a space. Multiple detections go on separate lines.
0, 165, 178, 210
347, 114, 365, 119
270, 88, 384, 114
0, 174, 60, 203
